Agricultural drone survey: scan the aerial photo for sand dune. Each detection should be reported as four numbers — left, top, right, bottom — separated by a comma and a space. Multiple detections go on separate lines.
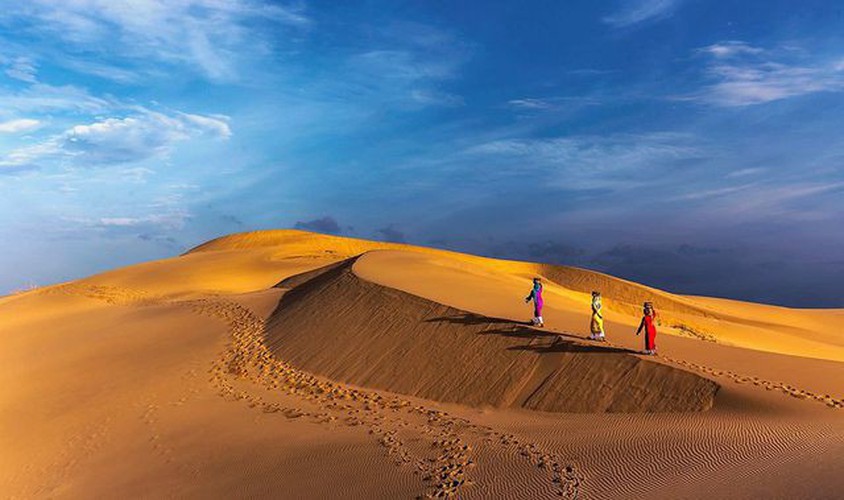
191, 230, 844, 361
1, 229, 842, 498
267, 258, 719, 413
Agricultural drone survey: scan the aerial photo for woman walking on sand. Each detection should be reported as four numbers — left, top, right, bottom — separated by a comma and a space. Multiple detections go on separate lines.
525, 277, 544, 327
636, 301, 658, 355
589, 291, 606, 341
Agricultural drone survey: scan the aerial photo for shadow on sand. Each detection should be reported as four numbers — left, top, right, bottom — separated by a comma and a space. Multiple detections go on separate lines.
424, 313, 529, 327
424, 314, 640, 355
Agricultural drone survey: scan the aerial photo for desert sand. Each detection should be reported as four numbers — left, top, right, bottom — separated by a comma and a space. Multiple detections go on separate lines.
1, 229, 842, 499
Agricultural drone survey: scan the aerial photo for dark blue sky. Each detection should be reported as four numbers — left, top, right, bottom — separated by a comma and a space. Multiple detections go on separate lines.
1, 1, 843, 306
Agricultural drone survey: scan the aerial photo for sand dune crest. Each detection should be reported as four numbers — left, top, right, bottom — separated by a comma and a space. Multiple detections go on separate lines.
265, 258, 719, 413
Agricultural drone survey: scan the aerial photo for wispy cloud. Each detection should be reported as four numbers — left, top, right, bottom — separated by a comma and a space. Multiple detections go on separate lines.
96, 212, 188, 230
346, 46, 466, 106
725, 182, 844, 215
677, 181, 844, 222
697, 41, 764, 59
671, 183, 756, 201
352, 50, 457, 82
2, 0, 310, 82
1, 109, 230, 170
0, 83, 113, 114
508, 98, 555, 110
726, 167, 765, 178
0, 118, 41, 134
463, 132, 703, 188
3, 56, 38, 82
603, 0, 683, 28
685, 41, 844, 106
54, 209, 191, 246
59, 59, 144, 84
335, 22, 471, 108
507, 96, 602, 111
410, 89, 464, 107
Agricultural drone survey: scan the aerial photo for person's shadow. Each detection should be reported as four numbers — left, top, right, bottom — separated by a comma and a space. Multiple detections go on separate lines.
423, 314, 639, 355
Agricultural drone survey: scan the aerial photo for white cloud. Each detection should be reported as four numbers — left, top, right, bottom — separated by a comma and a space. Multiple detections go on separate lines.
96, 212, 187, 229
691, 182, 844, 221
726, 167, 765, 178
338, 24, 470, 108
462, 132, 702, 188
177, 112, 233, 139
59, 58, 143, 84
672, 183, 756, 201
603, 0, 683, 28
3, 56, 38, 82
0, 139, 61, 171
63, 112, 228, 164
686, 42, 844, 106
0, 118, 41, 133
3, 0, 310, 82
410, 89, 464, 107
0, 83, 113, 114
62, 210, 190, 232
118, 167, 156, 183
98, 217, 144, 227
698, 41, 764, 59
508, 98, 554, 110
352, 50, 459, 83
507, 96, 602, 111
1, 109, 231, 169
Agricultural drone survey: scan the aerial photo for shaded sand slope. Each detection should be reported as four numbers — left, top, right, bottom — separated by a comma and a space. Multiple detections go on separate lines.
267, 259, 719, 413
354, 250, 844, 404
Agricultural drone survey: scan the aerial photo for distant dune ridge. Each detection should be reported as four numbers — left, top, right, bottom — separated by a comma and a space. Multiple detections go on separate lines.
1, 229, 842, 499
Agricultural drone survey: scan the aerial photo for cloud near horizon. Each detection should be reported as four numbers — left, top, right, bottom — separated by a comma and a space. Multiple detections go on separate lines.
294, 216, 343, 235
377, 225, 406, 243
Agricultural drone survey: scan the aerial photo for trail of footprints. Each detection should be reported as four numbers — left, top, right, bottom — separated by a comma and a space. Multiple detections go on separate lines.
661, 356, 844, 409
669, 323, 718, 343
53, 284, 582, 499
43, 283, 156, 305
40, 280, 842, 499
587, 335, 843, 410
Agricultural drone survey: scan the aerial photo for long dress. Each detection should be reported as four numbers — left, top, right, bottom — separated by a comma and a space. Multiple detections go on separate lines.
638, 314, 657, 351
526, 284, 543, 318
590, 298, 604, 336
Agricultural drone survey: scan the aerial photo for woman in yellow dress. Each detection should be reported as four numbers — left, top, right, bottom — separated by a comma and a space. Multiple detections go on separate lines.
590, 291, 606, 341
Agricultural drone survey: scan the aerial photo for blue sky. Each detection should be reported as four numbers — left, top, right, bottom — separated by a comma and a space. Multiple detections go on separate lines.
1, 0, 843, 306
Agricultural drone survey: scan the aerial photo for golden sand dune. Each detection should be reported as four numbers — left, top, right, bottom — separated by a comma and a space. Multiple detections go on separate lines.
188, 230, 844, 361
268, 258, 719, 413
1, 229, 842, 499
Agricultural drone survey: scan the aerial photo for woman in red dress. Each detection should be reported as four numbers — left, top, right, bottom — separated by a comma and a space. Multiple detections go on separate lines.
636, 302, 657, 355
